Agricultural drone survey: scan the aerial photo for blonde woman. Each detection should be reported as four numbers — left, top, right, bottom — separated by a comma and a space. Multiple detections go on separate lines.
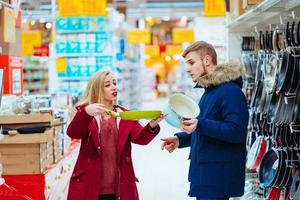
67, 71, 165, 200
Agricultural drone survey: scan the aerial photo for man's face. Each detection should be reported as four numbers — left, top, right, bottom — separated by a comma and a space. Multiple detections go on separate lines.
185, 51, 206, 83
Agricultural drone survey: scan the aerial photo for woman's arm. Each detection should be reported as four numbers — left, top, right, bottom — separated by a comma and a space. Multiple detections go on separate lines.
67, 105, 94, 139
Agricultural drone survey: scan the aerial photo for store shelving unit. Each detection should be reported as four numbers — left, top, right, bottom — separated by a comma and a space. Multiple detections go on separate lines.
226, 1, 300, 198
226, 0, 300, 60
55, 16, 115, 92
23, 57, 49, 94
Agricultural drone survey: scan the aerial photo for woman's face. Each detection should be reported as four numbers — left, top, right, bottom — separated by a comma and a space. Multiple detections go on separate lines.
103, 73, 117, 103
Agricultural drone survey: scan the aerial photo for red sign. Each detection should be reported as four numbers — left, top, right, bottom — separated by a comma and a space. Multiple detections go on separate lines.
33, 45, 50, 57
0, 55, 24, 95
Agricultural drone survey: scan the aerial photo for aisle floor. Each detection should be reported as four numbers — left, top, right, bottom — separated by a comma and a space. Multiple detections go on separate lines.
132, 97, 194, 200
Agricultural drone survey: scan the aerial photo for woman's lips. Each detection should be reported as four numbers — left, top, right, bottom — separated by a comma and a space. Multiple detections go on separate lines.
112, 92, 117, 97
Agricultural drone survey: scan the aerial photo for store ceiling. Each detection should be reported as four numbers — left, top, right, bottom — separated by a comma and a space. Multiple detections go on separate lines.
20, 0, 204, 20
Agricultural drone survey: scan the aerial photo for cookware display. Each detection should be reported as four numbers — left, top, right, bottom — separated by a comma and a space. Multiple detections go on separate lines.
243, 16, 300, 200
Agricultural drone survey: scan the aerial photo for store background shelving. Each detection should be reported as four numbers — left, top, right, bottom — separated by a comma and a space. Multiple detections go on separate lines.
23, 56, 49, 94
226, 0, 300, 60
55, 16, 115, 89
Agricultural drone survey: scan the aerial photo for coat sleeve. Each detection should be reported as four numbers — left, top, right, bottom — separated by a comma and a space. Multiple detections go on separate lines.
196, 86, 249, 144
67, 105, 94, 139
130, 122, 160, 145
175, 132, 191, 148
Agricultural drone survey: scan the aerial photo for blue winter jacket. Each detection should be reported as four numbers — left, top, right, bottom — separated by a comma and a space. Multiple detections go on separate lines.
176, 63, 249, 198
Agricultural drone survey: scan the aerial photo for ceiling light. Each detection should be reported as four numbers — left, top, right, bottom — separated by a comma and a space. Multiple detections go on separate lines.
165, 56, 171, 61
163, 16, 170, 21
46, 22, 52, 29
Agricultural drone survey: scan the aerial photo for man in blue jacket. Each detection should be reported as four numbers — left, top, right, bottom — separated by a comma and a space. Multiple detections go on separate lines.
161, 41, 249, 200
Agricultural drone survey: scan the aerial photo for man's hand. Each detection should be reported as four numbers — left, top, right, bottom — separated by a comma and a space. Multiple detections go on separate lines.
181, 118, 198, 134
161, 137, 179, 153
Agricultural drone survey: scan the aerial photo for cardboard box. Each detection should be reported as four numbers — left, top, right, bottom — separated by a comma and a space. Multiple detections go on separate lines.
0, 5, 22, 56
230, 0, 244, 19
0, 141, 54, 175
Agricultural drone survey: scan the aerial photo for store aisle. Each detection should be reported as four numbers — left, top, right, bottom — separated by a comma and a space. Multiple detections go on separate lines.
132, 97, 194, 200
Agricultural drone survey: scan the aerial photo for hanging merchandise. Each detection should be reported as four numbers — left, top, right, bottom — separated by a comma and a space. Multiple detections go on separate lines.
243, 19, 300, 200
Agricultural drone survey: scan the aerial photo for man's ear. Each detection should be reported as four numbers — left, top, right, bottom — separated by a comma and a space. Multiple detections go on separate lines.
203, 55, 212, 66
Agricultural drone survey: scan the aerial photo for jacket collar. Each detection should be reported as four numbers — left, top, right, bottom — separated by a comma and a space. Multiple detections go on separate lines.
196, 62, 245, 88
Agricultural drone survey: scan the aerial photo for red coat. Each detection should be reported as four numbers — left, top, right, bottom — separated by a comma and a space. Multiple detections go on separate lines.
67, 105, 159, 200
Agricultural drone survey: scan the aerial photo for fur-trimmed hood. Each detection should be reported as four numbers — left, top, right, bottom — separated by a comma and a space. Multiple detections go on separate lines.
196, 63, 245, 88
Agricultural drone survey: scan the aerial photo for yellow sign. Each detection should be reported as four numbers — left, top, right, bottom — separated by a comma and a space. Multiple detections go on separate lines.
166, 45, 182, 56
144, 45, 160, 58
128, 30, 151, 44
172, 29, 194, 44
204, 0, 226, 17
58, 0, 107, 17
3, 7, 16, 43
56, 58, 67, 73
21, 31, 42, 56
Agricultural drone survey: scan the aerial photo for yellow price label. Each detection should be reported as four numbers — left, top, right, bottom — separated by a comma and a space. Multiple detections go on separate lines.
204, 0, 226, 17
56, 58, 67, 73
21, 31, 42, 56
128, 30, 151, 44
172, 29, 194, 44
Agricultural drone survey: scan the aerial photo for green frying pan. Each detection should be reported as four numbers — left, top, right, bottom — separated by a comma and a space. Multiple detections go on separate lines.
107, 110, 162, 120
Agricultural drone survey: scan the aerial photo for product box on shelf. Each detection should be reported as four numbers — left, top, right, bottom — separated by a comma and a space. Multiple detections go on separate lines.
0, 55, 23, 95
230, 0, 244, 19
243, 0, 262, 10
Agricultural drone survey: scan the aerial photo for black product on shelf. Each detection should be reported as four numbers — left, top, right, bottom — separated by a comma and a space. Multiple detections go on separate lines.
2, 125, 50, 135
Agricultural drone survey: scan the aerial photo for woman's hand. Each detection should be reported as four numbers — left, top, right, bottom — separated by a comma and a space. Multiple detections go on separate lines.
85, 103, 109, 116
149, 114, 167, 128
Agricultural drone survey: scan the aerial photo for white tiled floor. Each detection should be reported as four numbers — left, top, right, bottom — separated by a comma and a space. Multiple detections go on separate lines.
132, 97, 195, 200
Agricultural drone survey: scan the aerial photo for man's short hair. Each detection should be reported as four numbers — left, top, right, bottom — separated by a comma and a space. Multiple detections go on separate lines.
182, 41, 217, 65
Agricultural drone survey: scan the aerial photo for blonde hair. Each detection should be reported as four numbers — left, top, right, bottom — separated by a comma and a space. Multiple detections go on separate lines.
77, 70, 114, 106
182, 41, 217, 65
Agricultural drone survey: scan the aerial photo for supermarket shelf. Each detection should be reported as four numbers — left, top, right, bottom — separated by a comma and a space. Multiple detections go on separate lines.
57, 30, 109, 34
58, 77, 90, 81
56, 53, 113, 58
24, 67, 48, 70
227, 0, 300, 33
24, 77, 48, 81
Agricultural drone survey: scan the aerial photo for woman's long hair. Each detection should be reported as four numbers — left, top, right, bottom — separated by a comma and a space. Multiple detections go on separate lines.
77, 70, 113, 106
